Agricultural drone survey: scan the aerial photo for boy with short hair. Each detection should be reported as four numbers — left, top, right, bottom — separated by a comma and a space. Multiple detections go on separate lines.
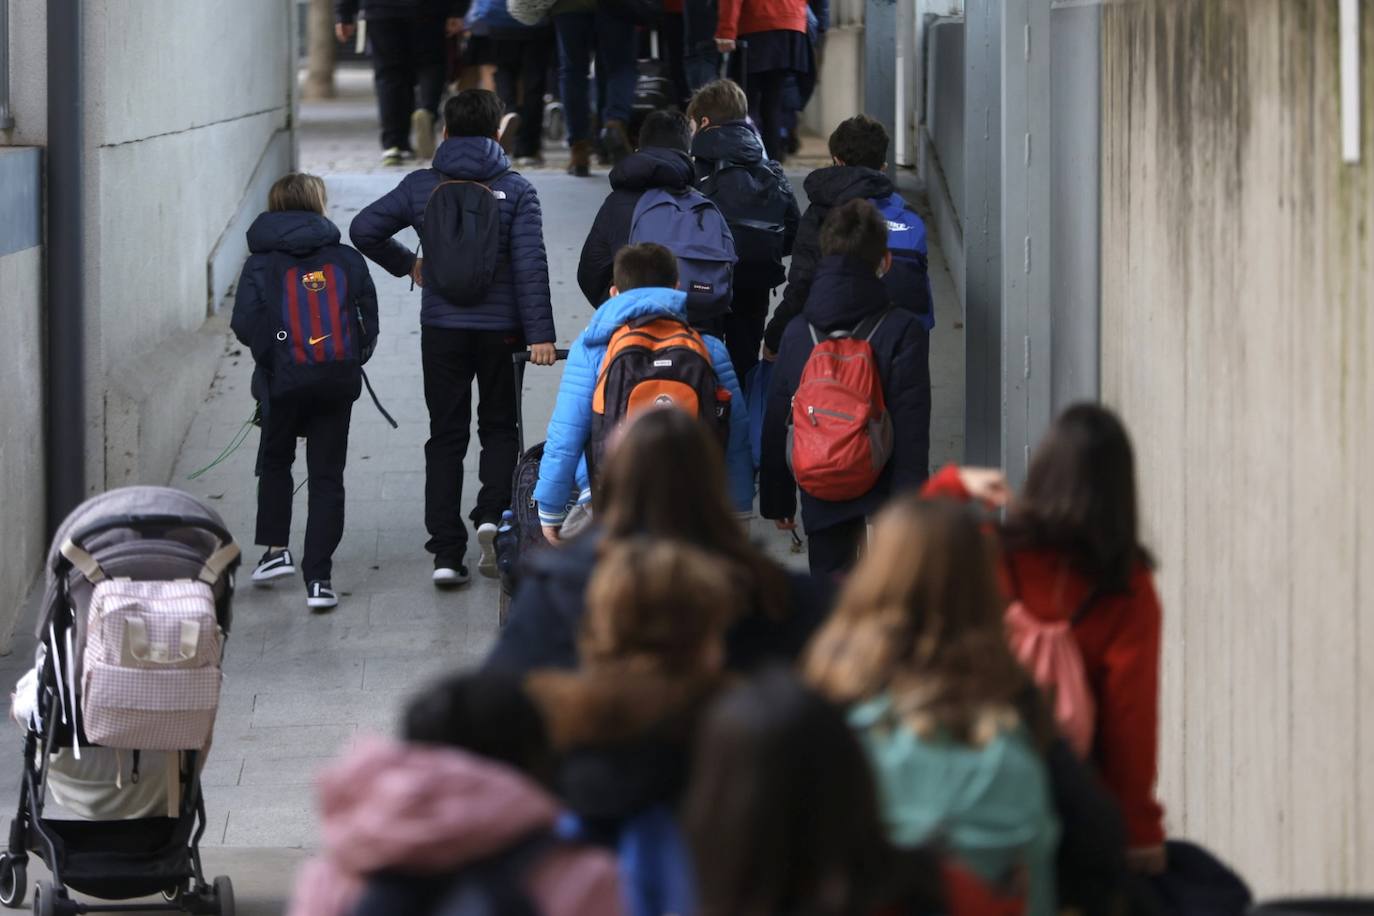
759, 199, 930, 576
232, 173, 379, 611
687, 79, 799, 378
537, 243, 753, 543
761, 114, 933, 358
351, 89, 556, 587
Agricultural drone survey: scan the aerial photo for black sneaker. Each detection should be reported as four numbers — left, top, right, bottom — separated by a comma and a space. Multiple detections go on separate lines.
432, 556, 471, 588
252, 549, 295, 585
306, 580, 339, 612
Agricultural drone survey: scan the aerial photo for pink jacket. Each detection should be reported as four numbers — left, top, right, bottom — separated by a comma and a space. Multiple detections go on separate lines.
288, 738, 624, 916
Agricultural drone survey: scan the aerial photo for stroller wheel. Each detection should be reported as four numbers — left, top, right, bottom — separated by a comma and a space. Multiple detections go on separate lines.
30, 881, 53, 916
0, 854, 25, 908
212, 876, 235, 916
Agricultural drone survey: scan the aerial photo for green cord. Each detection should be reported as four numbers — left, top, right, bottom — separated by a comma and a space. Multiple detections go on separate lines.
186, 415, 255, 481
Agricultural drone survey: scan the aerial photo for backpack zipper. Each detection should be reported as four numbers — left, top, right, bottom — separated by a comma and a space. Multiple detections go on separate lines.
807, 405, 856, 425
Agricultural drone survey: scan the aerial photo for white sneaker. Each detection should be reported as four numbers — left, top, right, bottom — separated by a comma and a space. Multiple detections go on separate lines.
306, 580, 339, 612
477, 523, 500, 578
411, 109, 436, 160
433, 563, 471, 588
252, 549, 295, 585
381, 146, 405, 166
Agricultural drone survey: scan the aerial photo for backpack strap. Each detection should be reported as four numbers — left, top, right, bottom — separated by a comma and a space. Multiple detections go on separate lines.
854, 308, 894, 341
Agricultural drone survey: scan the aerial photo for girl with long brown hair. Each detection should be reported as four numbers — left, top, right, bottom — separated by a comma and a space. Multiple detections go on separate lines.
807, 497, 1060, 916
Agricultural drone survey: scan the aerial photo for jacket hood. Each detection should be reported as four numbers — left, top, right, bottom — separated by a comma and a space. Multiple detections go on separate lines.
609, 147, 695, 192
433, 136, 512, 182
246, 211, 341, 257
690, 121, 766, 166
802, 255, 893, 332
583, 287, 688, 346
802, 164, 894, 208
315, 738, 558, 877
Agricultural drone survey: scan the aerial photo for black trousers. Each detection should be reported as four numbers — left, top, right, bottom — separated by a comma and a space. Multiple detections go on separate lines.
368, 16, 447, 151
744, 68, 789, 162
256, 390, 354, 582
806, 516, 866, 578
724, 284, 771, 379
492, 32, 555, 158
422, 327, 525, 562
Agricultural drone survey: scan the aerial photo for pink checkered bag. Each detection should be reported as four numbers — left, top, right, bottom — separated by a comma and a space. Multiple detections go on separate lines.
79, 578, 223, 750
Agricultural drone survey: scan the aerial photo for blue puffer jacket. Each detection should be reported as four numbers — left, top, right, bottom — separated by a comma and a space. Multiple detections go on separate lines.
534, 287, 753, 525
349, 137, 556, 343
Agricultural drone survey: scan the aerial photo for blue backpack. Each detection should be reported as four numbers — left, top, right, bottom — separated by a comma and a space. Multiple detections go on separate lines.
629, 188, 737, 326
873, 193, 935, 331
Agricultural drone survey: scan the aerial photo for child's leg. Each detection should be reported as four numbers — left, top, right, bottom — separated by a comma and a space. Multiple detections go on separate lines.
470, 331, 524, 527
299, 393, 353, 584
805, 517, 866, 578
422, 328, 480, 563
745, 68, 788, 162
410, 14, 446, 118
723, 284, 771, 379
368, 18, 418, 151
255, 398, 301, 550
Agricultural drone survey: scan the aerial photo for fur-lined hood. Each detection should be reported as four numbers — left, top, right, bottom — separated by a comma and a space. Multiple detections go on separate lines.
527, 667, 726, 821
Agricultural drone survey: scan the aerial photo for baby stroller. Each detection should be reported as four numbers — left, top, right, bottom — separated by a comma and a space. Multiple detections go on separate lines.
0, 487, 240, 916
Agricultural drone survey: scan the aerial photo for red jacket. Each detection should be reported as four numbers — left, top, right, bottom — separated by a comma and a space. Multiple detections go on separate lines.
922, 464, 1167, 849
716, 0, 807, 41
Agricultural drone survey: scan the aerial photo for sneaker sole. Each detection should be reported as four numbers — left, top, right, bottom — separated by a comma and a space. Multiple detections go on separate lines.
307, 597, 339, 612
477, 528, 499, 579
251, 566, 296, 586
432, 572, 471, 588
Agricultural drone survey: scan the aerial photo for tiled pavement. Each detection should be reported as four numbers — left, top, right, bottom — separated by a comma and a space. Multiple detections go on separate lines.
0, 71, 964, 909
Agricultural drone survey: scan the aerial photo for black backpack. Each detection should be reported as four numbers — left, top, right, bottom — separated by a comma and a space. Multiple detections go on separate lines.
698, 158, 791, 288
419, 174, 510, 306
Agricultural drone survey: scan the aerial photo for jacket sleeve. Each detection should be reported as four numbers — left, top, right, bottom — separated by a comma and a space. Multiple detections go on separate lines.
708, 337, 755, 513
349, 178, 419, 279
920, 463, 969, 501
885, 322, 932, 493
763, 207, 821, 352
512, 183, 556, 343
335, 0, 359, 24
758, 332, 801, 520
1097, 574, 1167, 848
778, 169, 801, 258
534, 337, 597, 525
716, 0, 743, 40
577, 198, 619, 307
230, 262, 265, 353
354, 257, 380, 363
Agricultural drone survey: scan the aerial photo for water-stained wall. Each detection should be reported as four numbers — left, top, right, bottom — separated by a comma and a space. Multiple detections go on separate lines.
1101, 0, 1373, 893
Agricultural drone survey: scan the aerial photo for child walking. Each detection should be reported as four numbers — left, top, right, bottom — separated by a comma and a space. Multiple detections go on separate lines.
231, 173, 379, 611
759, 199, 930, 576
351, 89, 556, 587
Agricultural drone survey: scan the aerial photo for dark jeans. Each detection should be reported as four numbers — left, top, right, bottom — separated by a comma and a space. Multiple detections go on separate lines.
745, 68, 789, 162
806, 516, 866, 578
368, 16, 446, 151
492, 32, 555, 158
422, 326, 525, 562
554, 10, 637, 142
683, 0, 721, 90
724, 284, 771, 378
256, 390, 354, 583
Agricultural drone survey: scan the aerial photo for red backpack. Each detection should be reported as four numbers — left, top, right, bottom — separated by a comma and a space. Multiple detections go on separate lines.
787, 311, 894, 502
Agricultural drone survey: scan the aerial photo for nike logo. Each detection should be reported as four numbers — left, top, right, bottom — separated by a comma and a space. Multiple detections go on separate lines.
308, 334, 331, 346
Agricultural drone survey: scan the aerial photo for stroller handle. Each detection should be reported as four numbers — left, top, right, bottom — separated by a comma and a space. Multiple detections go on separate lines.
56, 514, 235, 572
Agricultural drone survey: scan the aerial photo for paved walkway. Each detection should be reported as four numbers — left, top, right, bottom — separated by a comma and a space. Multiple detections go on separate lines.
0, 70, 964, 909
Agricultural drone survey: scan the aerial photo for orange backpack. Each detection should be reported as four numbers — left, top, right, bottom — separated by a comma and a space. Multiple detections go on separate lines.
1003, 554, 1101, 758
589, 316, 730, 475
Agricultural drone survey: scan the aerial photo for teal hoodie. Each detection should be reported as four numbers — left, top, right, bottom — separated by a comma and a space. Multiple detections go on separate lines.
850, 694, 1060, 916
534, 286, 753, 525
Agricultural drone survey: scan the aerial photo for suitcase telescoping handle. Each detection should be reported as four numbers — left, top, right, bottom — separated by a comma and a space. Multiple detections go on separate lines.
512, 349, 570, 455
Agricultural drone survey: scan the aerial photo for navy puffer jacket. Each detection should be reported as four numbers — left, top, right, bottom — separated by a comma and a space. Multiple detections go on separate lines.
349, 137, 556, 343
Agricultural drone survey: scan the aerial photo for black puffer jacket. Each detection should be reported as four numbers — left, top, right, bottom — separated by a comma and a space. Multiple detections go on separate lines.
336, 0, 465, 23
576, 147, 696, 307
761, 165, 894, 352
691, 122, 800, 289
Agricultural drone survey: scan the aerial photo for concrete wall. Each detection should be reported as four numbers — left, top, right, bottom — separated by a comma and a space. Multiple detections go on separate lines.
0, 148, 46, 646
1101, 0, 1373, 894
4, 0, 296, 494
